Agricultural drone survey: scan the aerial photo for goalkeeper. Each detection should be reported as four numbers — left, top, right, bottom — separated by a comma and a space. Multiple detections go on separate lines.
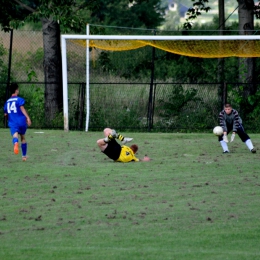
218, 103, 256, 153
97, 128, 150, 162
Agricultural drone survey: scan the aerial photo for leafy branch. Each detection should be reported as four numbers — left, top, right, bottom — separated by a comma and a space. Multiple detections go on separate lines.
183, 0, 211, 30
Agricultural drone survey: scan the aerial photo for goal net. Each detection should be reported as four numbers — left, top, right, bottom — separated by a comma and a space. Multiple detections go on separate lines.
61, 34, 260, 131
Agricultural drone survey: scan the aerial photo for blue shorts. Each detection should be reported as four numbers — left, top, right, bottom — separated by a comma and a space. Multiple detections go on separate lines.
10, 125, 27, 136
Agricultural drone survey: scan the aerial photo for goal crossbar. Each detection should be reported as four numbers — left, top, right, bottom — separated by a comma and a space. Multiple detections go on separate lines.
62, 35, 260, 40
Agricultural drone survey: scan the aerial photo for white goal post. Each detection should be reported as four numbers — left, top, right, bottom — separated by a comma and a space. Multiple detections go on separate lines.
61, 34, 260, 131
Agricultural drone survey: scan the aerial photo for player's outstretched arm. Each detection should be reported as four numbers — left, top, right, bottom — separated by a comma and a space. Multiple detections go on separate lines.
20, 106, 32, 126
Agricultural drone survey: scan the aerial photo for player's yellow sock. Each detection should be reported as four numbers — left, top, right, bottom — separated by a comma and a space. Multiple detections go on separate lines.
117, 134, 124, 141
108, 134, 115, 140
104, 134, 115, 143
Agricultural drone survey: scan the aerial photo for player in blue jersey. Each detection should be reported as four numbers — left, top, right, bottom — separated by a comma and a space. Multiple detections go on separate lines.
97, 128, 150, 162
4, 83, 31, 161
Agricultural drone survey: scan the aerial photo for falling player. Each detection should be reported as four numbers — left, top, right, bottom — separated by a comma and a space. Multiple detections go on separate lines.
97, 128, 150, 162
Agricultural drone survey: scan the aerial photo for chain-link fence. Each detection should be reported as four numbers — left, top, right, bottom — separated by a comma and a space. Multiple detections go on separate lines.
0, 81, 222, 131
1, 29, 260, 132
85, 82, 222, 132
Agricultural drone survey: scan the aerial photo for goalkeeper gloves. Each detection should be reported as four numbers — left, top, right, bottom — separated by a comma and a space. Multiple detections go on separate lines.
223, 134, 228, 143
230, 133, 235, 142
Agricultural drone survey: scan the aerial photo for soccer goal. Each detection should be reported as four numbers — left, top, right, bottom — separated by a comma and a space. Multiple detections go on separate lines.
61, 33, 260, 131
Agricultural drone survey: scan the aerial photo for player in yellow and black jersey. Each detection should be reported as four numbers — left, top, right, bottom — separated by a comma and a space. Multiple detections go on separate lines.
115, 145, 139, 162
97, 128, 150, 162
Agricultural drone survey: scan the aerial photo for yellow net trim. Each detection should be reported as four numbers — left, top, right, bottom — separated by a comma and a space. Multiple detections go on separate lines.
72, 39, 260, 58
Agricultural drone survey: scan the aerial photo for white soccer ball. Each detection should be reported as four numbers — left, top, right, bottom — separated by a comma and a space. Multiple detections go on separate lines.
213, 126, 223, 136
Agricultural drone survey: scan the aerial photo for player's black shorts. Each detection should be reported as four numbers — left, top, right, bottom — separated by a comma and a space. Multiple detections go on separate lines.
103, 140, 121, 160
218, 124, 250, 142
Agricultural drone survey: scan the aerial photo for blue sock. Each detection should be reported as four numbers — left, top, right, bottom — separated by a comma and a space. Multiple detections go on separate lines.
12, 137, 19, 145
21, 143, 27, 157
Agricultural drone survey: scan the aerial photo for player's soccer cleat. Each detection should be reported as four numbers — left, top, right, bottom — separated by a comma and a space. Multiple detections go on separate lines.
251, 148, 256, 153
14, 142, 19, 154
22, 156, 27, 161
122, 137, 133, 144
109, 129, 133, 144
223, 150, 229, 153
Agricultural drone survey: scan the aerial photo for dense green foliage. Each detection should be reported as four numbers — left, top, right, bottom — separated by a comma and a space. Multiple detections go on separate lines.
0, 0, 164, 33
0, 41, 8, 105
0, 0, 31, 31
88, 0, 164, 29
0, 41, 7, 80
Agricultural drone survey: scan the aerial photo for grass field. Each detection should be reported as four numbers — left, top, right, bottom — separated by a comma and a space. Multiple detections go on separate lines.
0, 129, 260, 260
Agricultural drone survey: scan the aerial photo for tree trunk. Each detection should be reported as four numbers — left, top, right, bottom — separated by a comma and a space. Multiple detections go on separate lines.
218, 0, 225, 83
238, 0, 255, 86
238, 0, 256, 119
42, 18, 63, 125
218, 0, 225, 108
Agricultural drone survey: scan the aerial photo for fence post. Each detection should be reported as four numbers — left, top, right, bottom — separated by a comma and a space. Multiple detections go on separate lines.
151, 83, 157, 127
77, 83, 85, 130
147, 30, 156, 131
5, 29, 13, 127
223, 82, 227, 107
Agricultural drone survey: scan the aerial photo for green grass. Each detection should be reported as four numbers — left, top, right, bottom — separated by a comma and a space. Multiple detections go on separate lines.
0, 129, 260, 260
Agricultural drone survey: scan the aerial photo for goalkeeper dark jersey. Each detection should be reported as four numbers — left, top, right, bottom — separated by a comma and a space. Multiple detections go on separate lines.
219, 108, 242, 132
